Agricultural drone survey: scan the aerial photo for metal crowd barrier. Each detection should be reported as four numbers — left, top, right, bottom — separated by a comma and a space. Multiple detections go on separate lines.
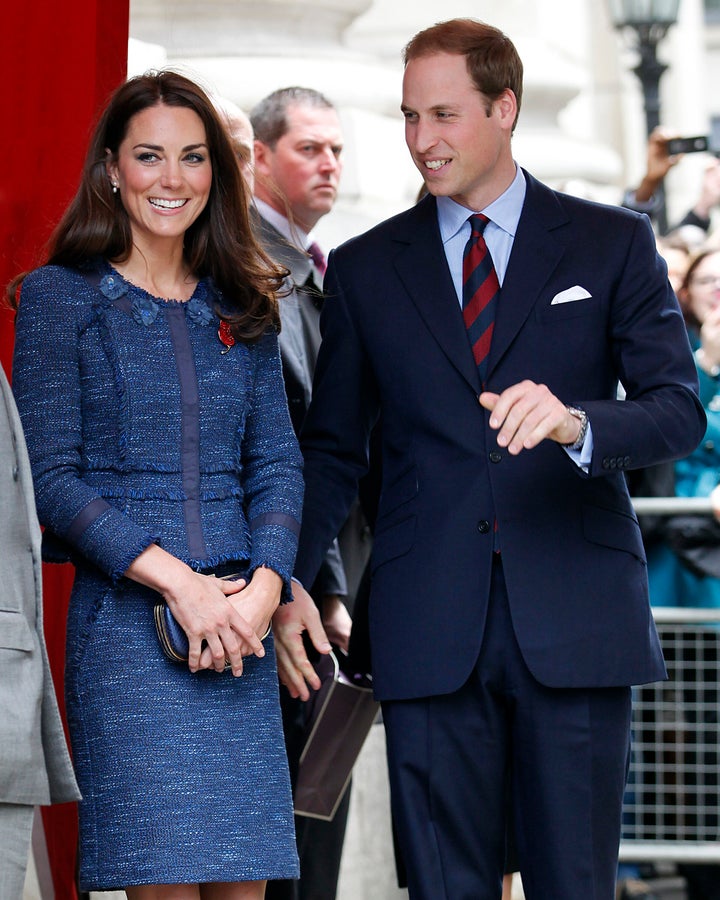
620, 497, 720, 863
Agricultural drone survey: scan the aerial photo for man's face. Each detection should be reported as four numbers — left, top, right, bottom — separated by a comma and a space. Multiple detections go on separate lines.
254, 103, 343, 232
401, 52, 516, 211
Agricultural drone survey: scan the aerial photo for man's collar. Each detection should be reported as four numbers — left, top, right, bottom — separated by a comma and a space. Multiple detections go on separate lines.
437, 165, 526, 244
253, 197, 311, 249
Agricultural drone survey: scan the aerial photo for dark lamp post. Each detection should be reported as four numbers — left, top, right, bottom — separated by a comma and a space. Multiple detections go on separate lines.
608, 0, 681, 233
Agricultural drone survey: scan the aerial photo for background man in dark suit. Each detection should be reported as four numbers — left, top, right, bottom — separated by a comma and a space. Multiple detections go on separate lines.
251, 86, 369, 900
274, 18, 706, 900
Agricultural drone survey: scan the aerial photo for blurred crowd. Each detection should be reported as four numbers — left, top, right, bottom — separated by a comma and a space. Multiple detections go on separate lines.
621, 129, 720, 900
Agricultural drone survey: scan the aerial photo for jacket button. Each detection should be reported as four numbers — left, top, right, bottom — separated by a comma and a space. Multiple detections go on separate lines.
489, 450, 502, 463
477, 520, 491, 534
12, 465, 19, 481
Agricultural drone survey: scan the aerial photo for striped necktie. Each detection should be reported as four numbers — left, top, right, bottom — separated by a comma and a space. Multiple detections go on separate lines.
462, 214, 500, 387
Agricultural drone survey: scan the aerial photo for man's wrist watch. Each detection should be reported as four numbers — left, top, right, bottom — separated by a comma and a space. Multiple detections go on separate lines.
562, 406, 588, 450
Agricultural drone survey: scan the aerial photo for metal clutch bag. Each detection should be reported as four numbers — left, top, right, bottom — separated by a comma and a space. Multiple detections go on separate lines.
154, 601, 193, 663
154, 571, 269, 664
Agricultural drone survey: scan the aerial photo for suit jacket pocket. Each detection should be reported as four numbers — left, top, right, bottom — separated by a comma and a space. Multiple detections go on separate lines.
582, 503, 646, 563
0, 610, 34, 651
371, 515, 416, 574
536, 296, 600, 323
381, 464, 419, 516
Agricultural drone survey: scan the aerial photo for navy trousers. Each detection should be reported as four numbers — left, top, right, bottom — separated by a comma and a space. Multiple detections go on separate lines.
382, 557, 632, 900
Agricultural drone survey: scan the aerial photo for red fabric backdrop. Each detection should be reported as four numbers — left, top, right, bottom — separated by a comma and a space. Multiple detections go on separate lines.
0, 2, 129, 894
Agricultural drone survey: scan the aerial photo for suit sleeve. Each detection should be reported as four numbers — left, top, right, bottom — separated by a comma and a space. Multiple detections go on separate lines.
581, 213, 705, 474
295, 251, 380, 589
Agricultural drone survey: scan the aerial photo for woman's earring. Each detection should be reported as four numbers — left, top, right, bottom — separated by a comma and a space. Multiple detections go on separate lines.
112, 182, 118, 194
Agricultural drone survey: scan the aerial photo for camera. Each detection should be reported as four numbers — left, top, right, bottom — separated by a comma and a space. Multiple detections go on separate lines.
667, 135, 709, 155
666, 122, 720, 157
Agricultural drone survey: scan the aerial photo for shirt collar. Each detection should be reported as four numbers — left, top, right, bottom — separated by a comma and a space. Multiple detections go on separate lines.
253, 197, 312, 249
437, 164, 526, 244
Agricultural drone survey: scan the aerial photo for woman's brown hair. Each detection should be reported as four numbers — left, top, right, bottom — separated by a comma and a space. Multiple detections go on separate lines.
9, 70, 286, 340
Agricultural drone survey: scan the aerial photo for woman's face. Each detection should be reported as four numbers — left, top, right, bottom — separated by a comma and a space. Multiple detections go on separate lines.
107, 103, 212, 249
659, 246, 689, 295
685, 251, 720, 325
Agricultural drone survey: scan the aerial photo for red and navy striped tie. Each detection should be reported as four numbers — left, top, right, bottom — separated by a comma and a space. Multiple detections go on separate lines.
462, 214, 500, 387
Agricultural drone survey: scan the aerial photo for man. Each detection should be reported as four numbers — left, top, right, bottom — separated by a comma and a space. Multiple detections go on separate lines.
622, 125, 720, 238
251, 86, 361, 900
0, 364, 80, 898
275, 19, 706, 900
214, 96, 255, 193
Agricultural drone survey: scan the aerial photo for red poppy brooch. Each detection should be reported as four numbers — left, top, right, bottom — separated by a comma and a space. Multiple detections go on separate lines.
218, 320, 236, 354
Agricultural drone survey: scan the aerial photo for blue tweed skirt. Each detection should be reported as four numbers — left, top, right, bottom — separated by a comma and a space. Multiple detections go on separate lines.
65, 566, 299, 891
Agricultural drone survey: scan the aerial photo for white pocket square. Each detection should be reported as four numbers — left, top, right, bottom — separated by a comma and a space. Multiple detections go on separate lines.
550, 285, 592, 305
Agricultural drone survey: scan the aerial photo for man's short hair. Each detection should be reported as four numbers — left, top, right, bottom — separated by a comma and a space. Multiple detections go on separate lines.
250, 87, 336, 148
403, 18, 523, 129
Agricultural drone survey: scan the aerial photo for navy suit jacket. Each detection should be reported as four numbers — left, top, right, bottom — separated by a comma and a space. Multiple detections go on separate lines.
295, 171, 706, 702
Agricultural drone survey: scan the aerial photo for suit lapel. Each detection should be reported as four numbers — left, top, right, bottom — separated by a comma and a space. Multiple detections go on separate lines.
486, 173, 568, 381
254, 210, 314, 285
390, 181, 570, 392
393, 196, 481, 392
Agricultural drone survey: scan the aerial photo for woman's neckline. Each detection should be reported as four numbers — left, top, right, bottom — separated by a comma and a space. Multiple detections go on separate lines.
105, 260, 200, 304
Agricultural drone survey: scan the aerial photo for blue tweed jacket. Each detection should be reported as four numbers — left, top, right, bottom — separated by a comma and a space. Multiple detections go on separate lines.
12, 262, 303, 591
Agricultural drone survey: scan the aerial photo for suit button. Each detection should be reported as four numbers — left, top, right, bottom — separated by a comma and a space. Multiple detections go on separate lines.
609, 458, 617, 469
12, 465, 19, 481
477, 520, 491, 534
489, 450, 502, 463
623, 456, 631, 467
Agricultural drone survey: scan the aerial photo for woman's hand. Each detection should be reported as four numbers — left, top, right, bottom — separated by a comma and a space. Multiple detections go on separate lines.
169, 570, 261, 676
198, 565, 284, 673
124, 545, 264, 676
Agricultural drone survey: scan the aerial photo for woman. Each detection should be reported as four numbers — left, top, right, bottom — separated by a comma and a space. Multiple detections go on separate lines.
648, 247, 720, 608
10, 71, 303, 898
644, 246, 720, 900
